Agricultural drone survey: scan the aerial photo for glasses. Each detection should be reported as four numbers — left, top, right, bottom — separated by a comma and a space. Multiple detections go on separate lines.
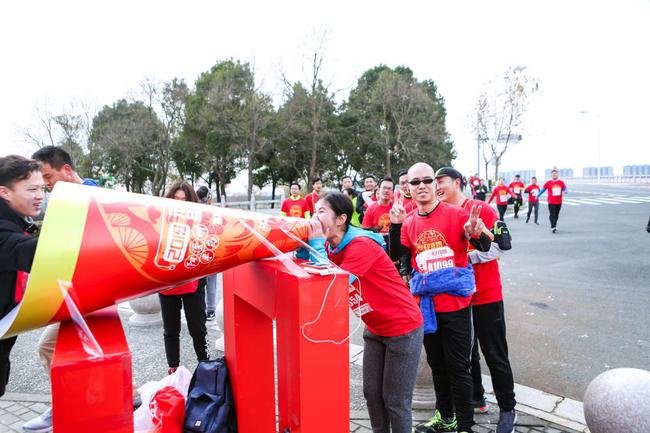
408, 177, 435, 186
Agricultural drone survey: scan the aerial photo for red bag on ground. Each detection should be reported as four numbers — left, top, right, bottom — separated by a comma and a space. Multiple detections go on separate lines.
149, 385, 185, 433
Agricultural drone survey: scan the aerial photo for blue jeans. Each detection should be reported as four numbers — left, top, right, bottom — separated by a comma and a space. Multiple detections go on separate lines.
205, 274, 218, 312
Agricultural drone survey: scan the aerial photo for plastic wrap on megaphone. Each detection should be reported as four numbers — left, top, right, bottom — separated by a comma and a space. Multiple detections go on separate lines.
0, 183, 309, 338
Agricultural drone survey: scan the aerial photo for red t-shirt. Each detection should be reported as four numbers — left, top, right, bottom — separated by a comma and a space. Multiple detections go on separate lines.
400, 201, 472, 313
404, 199, 418, 214
362, 202, 393, 233
525, 184, 541, 203
461, 198, 503, 305
327, 237, 423, 337
509, 181, 525, 196
305, 192, 320, 214
543, 180, 566, 204
489, 185, 511, 205
281, 196, 310, 218
161, 279, 199, 296
470, 176, 480, 191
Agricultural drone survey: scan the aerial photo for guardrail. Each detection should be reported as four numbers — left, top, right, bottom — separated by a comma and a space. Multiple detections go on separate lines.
214, 196, 285, 212
568, 176, 650, 184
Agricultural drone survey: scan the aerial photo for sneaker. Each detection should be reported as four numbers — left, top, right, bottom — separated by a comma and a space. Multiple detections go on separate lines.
413, 410, 457, 433
496, 408, 517, 433
473, 398, 490, 414
206, 310, 216, 321
535, 221, 539, 225
23, 407, 52, 432
552, 227, 557, 233
525, 218, 529, 223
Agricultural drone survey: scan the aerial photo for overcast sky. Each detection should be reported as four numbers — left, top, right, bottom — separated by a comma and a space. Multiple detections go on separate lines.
2, 0, 649, 190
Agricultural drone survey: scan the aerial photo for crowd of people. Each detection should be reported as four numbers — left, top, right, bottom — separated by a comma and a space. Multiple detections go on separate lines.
0, 144, 570, 433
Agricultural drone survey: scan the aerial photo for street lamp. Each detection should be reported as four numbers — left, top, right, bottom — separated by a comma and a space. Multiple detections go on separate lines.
579, 110, 602, 184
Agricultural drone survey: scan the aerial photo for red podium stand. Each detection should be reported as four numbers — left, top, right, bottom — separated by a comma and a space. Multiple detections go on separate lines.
223, 259, 350, 433
51, 306, 133, 433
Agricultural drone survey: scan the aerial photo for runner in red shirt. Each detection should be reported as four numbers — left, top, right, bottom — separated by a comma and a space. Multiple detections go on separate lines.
307, 192, 423, 433
305, 177, 324, 215
280, 182, 310, 219
398, 169, 417, 214
488, 178, 516, 221
362, 176, 394, 235
388, 162, 491, 433
469, 173, 481, 198
435, 167, 517, 431
508, 174, 525, 219
524, 177, 541, 224
538, 169, 568, 233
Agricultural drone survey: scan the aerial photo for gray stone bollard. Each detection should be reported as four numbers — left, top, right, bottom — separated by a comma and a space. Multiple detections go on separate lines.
128, 294, 162, 326
584, 368, 650, 433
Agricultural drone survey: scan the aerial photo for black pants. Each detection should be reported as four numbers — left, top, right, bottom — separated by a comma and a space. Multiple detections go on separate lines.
470, 301, 516, 411
513, 196, 523, 217
159, 285, 208, 368
497, 205, 507, 221
423, 306, 474, 432
0, 336, 17, 397
526, 201, 539, 222
548, 204, 562, 228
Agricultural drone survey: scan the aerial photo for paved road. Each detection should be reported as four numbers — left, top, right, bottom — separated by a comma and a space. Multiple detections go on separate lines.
498, 183, 650, 400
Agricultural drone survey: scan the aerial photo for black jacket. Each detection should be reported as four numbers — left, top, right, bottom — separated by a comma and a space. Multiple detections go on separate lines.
0, 199, 38, 319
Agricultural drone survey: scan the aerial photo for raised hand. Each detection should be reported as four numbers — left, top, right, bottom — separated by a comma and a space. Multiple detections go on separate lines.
389, 190, 407, 224
308, 217, 328, 240
464, 205, 484, 236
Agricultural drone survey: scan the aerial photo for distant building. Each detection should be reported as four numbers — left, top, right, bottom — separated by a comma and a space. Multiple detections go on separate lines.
500, 169, 536, 183
545, 168, 573, 179
582, 167, 614, 177
623, 165, 650, 176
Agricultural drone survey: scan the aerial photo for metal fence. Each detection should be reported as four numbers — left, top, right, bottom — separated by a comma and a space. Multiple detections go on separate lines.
213, 195, 285, 214
568, 175, 650, 184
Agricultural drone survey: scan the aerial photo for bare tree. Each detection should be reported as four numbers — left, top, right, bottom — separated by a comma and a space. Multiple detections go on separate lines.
475, 66, 539, 180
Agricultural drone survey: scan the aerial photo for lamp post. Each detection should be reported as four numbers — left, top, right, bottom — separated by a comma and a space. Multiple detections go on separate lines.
580, 110, 602, 183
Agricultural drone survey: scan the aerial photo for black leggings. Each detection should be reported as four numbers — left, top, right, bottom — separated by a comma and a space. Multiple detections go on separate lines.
0, 336, 17, 397
159, 285, 208, 368
548, 204, 562, 228
497, 205, 508, 221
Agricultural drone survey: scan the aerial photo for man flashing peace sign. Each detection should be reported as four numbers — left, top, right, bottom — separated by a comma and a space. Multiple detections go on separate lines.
388, 162, 491, 433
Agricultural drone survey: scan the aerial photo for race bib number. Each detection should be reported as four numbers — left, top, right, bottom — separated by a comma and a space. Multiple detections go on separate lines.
349, 282, 373, 317
552, 186, 562, 196
416, 246, 455, 273
514, 187, 521, 194
498, 191, 508, 204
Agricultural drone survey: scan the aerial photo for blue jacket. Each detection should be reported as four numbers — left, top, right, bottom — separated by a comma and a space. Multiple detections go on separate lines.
410, 266, 475, 334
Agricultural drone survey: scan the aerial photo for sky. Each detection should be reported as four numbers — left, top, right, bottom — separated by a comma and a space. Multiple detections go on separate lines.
1, 0, 649, 193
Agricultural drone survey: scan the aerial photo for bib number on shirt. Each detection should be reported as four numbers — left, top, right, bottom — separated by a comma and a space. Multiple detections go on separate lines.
514, 187, 521, 194
552, 186, 562, 196
349, 283, 373, 317
416, 246, 455, 273
498, 191, 508, 204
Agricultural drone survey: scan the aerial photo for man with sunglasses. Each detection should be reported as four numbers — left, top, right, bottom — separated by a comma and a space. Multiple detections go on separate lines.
389, 162, 491, 433
435, 167, 517, 433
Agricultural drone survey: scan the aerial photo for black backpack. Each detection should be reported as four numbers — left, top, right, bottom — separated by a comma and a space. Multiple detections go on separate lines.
184, 358, 237, 433
493, 221, 512, 251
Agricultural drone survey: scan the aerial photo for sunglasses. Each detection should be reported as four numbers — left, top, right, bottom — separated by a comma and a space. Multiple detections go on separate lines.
409, 177, 435, 186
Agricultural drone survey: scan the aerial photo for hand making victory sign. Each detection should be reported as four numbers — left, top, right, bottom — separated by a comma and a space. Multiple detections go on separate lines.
389, 190, 407, 224
464, 204, 485, 237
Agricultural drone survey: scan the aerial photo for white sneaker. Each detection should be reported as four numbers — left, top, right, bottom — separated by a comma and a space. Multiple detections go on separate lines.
22, 407, 52, 432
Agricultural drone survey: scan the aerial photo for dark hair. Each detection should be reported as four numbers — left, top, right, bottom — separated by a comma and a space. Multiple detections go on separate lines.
344, 187, 357, 198
311, 177, 322, 186
290, 182, 301, 189
532, 176, 537, 180
551, 169, 558, 173
341, 175, 351, 181
320, 191, 353, 231
398, 169, 408, 178
379, 176, 394, 187
165, 180, 199, 203
515, 174, 521, 177
31, 146, 75, 170
196, 185, 209, 201
363, 175, 375, 182
0, 155, 42, 188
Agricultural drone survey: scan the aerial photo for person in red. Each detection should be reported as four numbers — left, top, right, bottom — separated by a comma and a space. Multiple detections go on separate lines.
307, 192, 423, 433
398, 169, 417, 214
508, 174, 525, 219
538, 169, 567, 233
524, 177, 541, 224
435, 167, 518, 433
280, 182, 310, 219
469, 173, 480, 198
388, 162, 491, 433
305, 177, 324, 215
488, 178, 516, 221
362, 176, 394, 235
356, 175, 378, 223
159, 181, 209, 374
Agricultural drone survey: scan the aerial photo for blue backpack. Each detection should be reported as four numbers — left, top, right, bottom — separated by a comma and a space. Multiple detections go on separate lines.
184, 357, 237, 433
